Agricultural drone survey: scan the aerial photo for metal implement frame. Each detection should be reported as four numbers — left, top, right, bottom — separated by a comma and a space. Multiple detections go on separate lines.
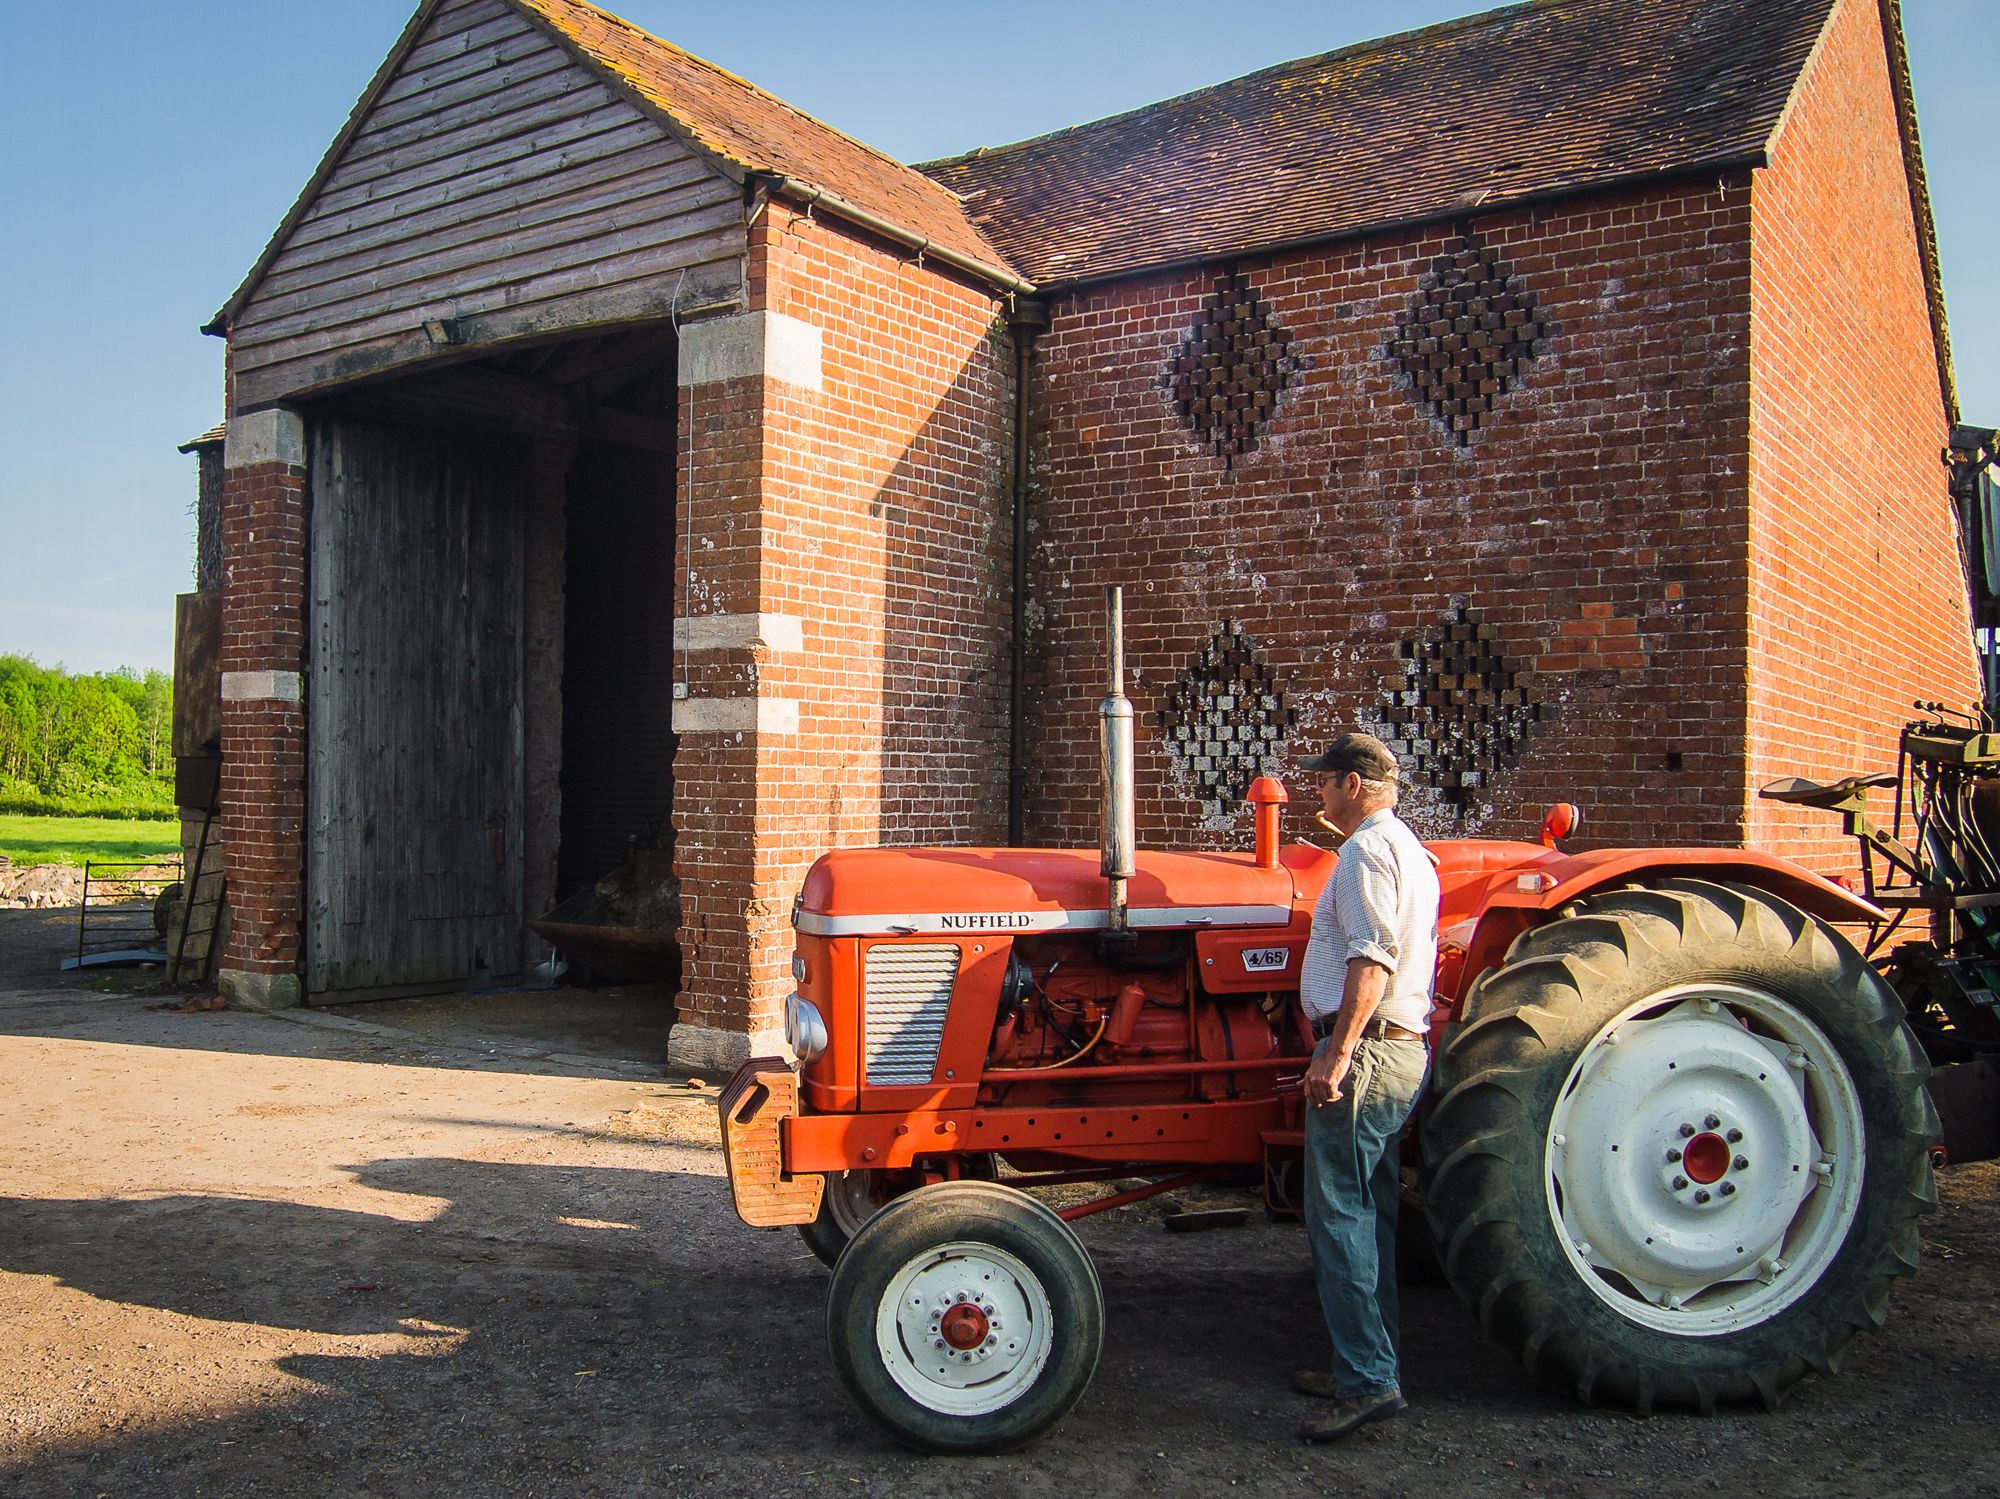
67, 857, 184, 971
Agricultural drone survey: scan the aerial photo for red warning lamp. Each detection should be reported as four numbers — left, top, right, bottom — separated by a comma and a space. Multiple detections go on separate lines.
1540, 802, 1582, 850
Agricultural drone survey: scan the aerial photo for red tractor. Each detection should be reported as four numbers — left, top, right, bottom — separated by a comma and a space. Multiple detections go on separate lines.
718, 590, 1941, 1453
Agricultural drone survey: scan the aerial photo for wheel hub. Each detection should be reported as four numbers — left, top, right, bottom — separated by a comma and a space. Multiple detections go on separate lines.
1681, 1130, 1731, 1185
939, 1301, 991, 1350
876, 1241, 1054, 1416
1546, 987, 1864, 1335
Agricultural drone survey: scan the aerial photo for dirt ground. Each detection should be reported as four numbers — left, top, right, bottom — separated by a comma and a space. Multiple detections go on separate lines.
1, 896, 1996, 1498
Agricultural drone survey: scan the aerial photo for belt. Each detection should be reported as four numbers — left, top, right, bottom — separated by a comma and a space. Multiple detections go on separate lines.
1311, 1013, 1426, 1044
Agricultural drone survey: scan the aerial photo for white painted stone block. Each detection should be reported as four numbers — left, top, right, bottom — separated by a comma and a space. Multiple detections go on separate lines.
221, 670, 303, 703
670, 696, 801, 735
666, 1020, 784, 1075
678, 311, 823, 391
224, 408, 306, 470
672, 612, 806, 655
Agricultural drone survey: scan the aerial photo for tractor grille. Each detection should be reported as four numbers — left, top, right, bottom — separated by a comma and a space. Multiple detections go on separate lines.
864, 944, 959, 1086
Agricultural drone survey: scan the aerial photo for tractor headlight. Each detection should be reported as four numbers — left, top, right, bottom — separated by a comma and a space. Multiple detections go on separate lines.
784, 991, 828, 1063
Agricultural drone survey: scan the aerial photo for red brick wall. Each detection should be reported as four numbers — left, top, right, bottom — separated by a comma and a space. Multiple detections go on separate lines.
756, 207, 1012, 848
1023, 179, 1759, 855
671, 365, 767, 1039
217, 456, 309, 985
1745, 0, 1978, 872
671, 206, 1010, 1042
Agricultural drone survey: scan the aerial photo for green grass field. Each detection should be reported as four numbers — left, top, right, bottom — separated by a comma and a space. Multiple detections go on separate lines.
0, 814, 181, 869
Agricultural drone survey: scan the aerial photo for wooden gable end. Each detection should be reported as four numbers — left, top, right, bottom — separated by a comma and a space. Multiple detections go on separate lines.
227, 0, 746, 409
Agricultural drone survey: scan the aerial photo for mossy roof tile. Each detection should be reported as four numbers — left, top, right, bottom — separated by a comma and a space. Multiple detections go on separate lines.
919, 0, 1836, 287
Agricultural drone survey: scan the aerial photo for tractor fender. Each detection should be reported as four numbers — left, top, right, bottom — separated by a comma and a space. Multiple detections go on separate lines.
1441, 847, 1882, 1020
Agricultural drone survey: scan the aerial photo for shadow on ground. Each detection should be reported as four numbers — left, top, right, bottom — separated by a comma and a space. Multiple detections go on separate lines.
0, 1152, 1552, 1496
0, 906, 678, 1079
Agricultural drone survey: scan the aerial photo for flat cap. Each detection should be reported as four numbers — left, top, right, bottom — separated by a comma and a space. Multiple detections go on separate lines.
1300, 731, 1400, 783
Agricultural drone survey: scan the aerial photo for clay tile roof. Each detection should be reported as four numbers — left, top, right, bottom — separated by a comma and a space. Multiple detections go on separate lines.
920, 0, 1835, 288
178, 422, 227, 455
510, 0, 1016, 280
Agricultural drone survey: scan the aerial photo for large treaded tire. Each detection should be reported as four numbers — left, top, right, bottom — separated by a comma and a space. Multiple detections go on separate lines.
826, 1180, 1102, 1453
799, 1156, 999, 1269
1423, 878, 1937, 1413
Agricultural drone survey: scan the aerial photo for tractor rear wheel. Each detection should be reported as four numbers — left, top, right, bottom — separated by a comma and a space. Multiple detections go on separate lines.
1423, 877, 1937, 1412
826, 1180, 1103, 1453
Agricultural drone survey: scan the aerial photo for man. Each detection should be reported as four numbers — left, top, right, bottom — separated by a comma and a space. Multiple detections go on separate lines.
1294, 731, 1440, 1443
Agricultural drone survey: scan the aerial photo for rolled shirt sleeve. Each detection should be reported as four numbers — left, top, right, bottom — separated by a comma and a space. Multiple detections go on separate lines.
1332, 838, 1402, 974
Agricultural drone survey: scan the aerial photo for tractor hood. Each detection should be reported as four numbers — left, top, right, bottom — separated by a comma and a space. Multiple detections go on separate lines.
793, 845, 1318, 938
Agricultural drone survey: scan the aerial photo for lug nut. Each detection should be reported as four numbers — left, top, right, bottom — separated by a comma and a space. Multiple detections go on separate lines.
1703, 1114, 1721, 1130
1667, 1147, 1682, 1163
1733, 1155, 1749, 1171
1672, 1175, 1689, 1190
1719, 1182, 1736, 1197
1694, 1189, 1712, 1204
1679, 1123, 1696, 1138
934, 1338, 946, 1349
1726, 1128, 1743, 1143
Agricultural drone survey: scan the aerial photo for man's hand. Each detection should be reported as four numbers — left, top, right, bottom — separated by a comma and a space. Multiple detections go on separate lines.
1305, 1042, 1352, 1107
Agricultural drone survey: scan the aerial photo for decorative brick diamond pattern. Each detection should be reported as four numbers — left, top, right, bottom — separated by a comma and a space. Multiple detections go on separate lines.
1160, 622, 1297, 820
1168, 273, 1299, 467
1389, 234, 1554, 445
1380, 605, 1548, 812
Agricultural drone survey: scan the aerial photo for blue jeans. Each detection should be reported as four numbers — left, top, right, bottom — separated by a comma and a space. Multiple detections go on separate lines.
1303, 1033, 1429, 1398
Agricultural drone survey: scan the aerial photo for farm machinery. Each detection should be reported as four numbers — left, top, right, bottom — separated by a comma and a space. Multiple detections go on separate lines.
718, 589, 1952, 1453
1763, 701, 2000, 1163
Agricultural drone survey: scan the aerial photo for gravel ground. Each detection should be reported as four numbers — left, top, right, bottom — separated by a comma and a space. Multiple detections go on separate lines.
0, 904, 1995, 1498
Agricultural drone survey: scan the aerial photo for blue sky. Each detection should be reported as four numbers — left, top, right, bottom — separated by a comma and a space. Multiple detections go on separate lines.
0, 0, 1989, 674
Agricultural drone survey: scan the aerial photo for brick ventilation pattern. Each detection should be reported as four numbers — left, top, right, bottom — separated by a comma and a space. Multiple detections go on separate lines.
1380, 605, 1548, 812
1167, 272, 1299, 467
1389, 233, 1552, 445
1159, 622, 1297, 820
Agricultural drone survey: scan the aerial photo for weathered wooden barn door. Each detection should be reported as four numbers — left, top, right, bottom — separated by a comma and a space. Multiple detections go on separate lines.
307, 416, 526, 997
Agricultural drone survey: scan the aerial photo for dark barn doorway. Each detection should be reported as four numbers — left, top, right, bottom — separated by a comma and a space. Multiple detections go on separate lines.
558, 362, 679, 901
300, 330, 684, 1031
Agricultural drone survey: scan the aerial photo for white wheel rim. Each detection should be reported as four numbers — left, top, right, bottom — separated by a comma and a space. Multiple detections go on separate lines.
874, 1240, 1055, 1416
1545, 983, 1865, 1336
825, 1171, 880, 1236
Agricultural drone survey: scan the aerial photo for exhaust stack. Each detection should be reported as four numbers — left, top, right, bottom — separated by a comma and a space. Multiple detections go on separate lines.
1099, 586, 1137, 929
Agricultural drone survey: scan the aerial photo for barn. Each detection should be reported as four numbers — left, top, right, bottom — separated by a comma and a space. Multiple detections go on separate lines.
185, 0, 1978, 1069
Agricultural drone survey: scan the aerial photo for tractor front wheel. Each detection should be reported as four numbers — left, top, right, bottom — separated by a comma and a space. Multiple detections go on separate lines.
1423, 878, 1937, 1412
826, 1180, 1103, 1453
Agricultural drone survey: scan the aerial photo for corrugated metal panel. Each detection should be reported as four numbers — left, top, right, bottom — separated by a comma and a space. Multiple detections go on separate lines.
864, 944, 959, 1086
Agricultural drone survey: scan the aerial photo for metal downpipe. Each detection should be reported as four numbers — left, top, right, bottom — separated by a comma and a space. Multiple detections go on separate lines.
1007, 302, 1048, 845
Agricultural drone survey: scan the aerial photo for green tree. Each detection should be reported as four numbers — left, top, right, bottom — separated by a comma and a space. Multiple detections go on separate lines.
0, 656, 173, 805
